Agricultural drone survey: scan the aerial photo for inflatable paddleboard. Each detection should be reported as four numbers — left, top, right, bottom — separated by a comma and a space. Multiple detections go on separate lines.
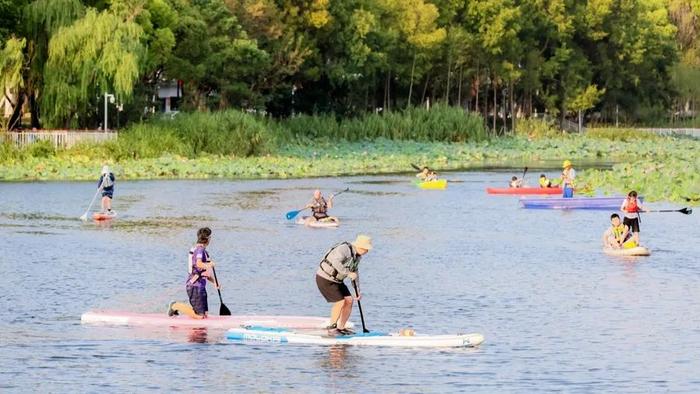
81, 310, 347, 330
603, 246, 651, 256
226, 326, 484, 348
93, 211, 117, 220
487, 187, 563, 195
415, 179, 447, 190
519, 196, 641, 210
296, 216, 340, 228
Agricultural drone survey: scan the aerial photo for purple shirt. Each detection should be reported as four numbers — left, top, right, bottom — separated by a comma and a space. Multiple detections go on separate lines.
187, 245, 209, 288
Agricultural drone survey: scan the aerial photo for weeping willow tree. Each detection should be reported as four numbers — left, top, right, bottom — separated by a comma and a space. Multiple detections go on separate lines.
42, 8, 144, 127
3, 0, 83, 129
0, 37, 26, 130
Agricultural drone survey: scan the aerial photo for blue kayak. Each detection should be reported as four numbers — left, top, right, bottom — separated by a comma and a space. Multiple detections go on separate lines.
519, 196, 642, 210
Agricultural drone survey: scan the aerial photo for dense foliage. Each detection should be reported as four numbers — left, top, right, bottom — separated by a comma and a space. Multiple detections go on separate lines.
2, 0, 700, 130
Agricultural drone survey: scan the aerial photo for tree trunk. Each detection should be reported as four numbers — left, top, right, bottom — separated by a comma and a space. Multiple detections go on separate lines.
407, 54, 417, 109
421, 74, 430, 105
509, 79, 515, 132
8, 91, 25, 130
475, 61, 480, 112
445, 58, 452, 104
493, 78, 497, 133
457, 64, 463, 108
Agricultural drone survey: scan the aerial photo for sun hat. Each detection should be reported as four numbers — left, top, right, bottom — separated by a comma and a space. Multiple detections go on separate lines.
352, 234, 373, 251
562, 160, 572, 169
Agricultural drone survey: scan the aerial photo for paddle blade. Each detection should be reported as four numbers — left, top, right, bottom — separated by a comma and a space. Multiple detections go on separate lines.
410, 163, 422, 171
285, 210, 300, 220
681, 207, 693, 215
79, 213, 88, 221
220, 303, 231, 316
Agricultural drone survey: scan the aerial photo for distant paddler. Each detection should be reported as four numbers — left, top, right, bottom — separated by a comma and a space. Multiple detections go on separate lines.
539, 174, 554, 188
316, 235, 373, 335
620, 190, 649, 246
304, 189, 339, 225
98, 166, 116, 213
561, 160, 576, 198
416, 167, 438, 182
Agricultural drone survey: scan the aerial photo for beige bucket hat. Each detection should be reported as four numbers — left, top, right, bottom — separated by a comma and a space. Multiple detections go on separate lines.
352, 234, 373, 250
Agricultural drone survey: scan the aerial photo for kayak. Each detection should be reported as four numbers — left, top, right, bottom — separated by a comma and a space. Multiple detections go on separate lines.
80, 310, 345, 330
604, 246, 651, 256
415, 179, 447, 190
226, 326, 484, 348
296, 216, 340, 228
487, 187, 563, 195
519, 196, 641, 210
93, 211, 117, 220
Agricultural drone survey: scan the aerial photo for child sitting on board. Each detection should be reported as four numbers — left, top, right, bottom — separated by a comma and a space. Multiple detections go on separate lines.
603, 213, 635, 249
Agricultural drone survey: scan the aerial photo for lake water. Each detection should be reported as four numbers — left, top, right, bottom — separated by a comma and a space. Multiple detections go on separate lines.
1, 172, 699, 392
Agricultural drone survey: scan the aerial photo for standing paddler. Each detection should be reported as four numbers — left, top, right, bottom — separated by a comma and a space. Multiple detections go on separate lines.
98, 166, 116, 213
316, 235, 373, 335
561, 160, 576, 198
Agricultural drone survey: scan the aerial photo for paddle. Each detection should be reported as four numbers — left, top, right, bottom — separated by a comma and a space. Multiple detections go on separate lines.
285, 207, 308, 220
647, 207, 693, 215
330, 187, 350, 198
80, 180, 104, 221
521, 166, 528, 183
352, 280, 370, 333
211, 267, 231, 316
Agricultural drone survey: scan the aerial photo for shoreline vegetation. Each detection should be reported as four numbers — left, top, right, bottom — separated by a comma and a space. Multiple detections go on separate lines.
1, 108, 698, 205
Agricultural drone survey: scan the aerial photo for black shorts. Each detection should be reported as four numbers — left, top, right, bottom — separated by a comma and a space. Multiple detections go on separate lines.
187, 285, 208, 315
623, 216, 640, 233
313, 212, 328, 220
316, 275, 350, 303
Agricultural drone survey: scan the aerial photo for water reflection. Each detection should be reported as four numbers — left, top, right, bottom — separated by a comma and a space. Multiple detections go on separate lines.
322, 345, 350, 370
188, 328, 209, 344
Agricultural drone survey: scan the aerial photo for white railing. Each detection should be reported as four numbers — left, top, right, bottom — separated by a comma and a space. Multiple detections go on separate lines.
1, 130, 118, 149
637, 128, 700, 138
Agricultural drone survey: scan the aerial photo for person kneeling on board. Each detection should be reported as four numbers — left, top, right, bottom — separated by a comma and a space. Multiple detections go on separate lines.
305, 189, 338, 224
603, 213, 635, 249
168, 227, 220, 319
316, 235, 373, 335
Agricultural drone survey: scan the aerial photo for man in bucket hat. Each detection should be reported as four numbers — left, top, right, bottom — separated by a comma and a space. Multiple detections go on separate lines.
315, 234, 373, 335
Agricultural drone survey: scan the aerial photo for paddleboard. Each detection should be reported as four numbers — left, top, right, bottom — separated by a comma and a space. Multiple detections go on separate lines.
415, 179, 447, 190
81, 310, 347, 330
296, 216, 340, 228
226, 326, 484, 348
93, 211, 117, 220
603, 246, 651, 256
519, 196, 641, 210
486, 187, 563, 195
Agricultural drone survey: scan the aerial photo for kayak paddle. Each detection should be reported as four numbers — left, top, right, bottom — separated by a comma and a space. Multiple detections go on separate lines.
648, 207, 693, 215
211, 267, 231, 316
521, 166, 528, 185
331, 187, 350, 198
80, 182, 104, 221
352, 280, 370, 333
285, 207, 308, 220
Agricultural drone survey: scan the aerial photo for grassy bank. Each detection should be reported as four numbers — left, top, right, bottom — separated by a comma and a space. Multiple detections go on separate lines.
1, 111, 698, 205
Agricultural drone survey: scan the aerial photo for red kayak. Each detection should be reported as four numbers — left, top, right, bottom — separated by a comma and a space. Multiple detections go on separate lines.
486, 187, 564, 195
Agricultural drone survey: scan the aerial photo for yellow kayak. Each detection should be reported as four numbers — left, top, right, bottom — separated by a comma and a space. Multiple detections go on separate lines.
415, 179, 447, 190
603, 246, 651, 256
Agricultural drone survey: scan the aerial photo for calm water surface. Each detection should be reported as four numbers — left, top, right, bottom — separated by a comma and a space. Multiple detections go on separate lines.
1, 172, 699, 392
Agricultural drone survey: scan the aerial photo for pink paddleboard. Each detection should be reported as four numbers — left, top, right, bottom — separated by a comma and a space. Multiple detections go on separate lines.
81, 310, 343, 330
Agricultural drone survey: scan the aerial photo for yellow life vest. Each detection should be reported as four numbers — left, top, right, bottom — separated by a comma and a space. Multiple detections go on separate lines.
539, 177, 550, 187
612, 225, 626, 239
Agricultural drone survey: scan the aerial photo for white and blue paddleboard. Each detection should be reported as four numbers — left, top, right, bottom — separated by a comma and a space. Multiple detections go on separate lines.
226, 326, 484, 348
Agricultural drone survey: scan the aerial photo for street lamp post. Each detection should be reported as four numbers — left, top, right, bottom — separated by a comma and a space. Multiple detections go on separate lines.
104, 92, 115, 131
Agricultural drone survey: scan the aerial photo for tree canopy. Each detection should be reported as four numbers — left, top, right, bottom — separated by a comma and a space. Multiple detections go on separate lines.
0, 0, 698, 129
